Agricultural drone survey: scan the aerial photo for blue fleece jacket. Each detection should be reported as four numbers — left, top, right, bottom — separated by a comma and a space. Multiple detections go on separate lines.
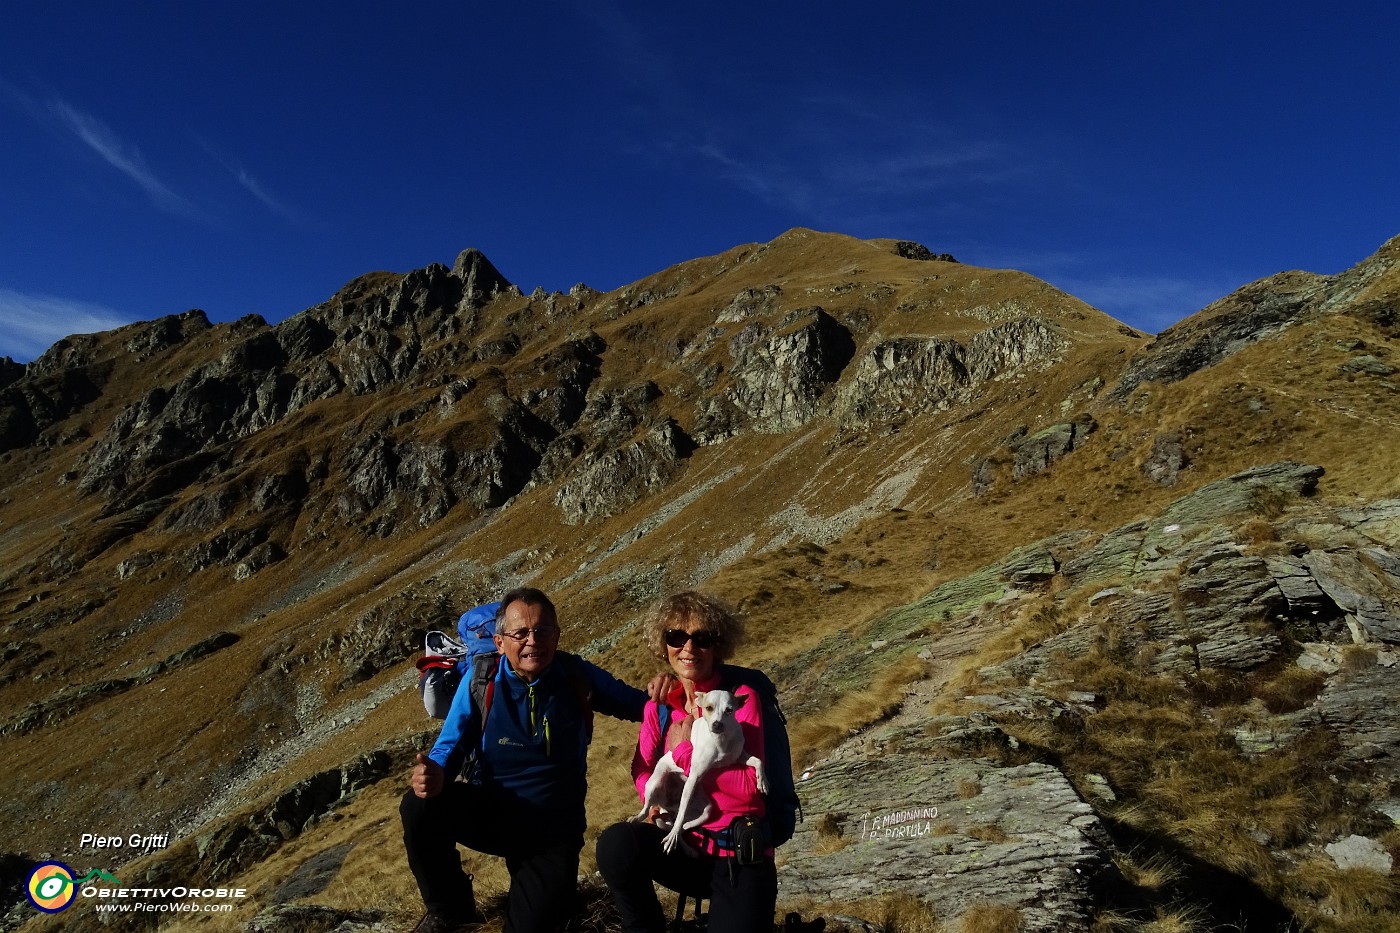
429, 652, 646, 834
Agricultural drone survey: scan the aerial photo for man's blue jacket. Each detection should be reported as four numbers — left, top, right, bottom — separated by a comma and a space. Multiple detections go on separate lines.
429, 651, 646, 835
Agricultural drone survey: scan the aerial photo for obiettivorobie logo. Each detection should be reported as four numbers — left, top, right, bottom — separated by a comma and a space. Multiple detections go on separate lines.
26, 863, 121, 913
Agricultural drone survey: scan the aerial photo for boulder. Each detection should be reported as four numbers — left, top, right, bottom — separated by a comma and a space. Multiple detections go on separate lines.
1012, 415, 1096, 480
1324, 835, 1394, 873
1141, 432, 1188, 486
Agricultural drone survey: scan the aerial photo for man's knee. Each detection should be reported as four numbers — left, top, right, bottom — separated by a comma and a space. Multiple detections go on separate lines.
400, 787, 431, 829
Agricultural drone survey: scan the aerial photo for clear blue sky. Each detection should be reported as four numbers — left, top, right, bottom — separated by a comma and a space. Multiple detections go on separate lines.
2, 2, 1397, 362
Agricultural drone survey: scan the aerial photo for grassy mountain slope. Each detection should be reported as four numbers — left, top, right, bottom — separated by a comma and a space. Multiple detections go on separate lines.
1, 229, 1397, 932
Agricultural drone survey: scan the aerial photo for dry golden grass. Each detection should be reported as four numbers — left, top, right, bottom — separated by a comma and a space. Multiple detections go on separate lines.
866, 892, 942, 933
966, 824, 1009, 844
1252, 666, 1327, 714
1110, 848, 1183, 891
773, 893, 942, 933
1341, 644, 1380, 673
787, 653, 927, 761
1233, 517, 1280, 546
957, 901, 1023, 933
1136, 903, 1210, 933
1286, 857, 1400, 933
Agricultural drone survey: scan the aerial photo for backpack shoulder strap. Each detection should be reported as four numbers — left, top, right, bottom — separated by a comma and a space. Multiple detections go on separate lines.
468, 652, 502, 743
653, 701, 673, 759
719, 664, 779, 706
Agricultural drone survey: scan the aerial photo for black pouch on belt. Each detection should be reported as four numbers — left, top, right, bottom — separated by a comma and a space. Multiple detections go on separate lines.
727, 814, 767, 865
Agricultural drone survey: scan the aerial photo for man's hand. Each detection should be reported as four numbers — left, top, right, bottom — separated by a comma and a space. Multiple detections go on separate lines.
645, 672, 677, 702
411, 752, 445, 798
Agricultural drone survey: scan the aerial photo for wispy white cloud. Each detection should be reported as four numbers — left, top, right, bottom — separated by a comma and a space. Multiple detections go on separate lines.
233, 166, 298, 219
1042, 272, 1233, 334
0, 288, 133, 363
44, 98, 208, 221
199, 140, 320, 228
967, 246, 1239, 334
690, 126, 1026, 230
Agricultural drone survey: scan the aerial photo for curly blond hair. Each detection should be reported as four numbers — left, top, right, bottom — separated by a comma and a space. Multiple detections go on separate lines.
644, 590, 745, 664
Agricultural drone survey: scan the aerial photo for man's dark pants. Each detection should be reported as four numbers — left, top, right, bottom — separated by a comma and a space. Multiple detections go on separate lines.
401, 782, 582, 933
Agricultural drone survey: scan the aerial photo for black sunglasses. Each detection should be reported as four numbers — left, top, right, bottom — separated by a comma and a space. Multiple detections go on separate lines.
664, 628, 719, 650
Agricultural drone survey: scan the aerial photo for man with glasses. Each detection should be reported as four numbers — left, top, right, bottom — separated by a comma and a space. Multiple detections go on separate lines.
401, 587, 649, 933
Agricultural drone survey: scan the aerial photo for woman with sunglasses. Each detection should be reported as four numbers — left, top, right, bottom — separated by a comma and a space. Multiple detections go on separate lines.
596, 590, 777, 933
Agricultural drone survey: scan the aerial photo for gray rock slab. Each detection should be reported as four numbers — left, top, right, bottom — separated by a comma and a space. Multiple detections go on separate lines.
1305, 550, 1400, 644
1299, 664, 1400, 780
1324, 834, 1394, 873
780, 742, 1106, 932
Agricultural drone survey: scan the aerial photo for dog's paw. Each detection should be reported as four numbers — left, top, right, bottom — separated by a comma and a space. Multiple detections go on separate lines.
661, 831, 682, 854
756, 774, 770, 795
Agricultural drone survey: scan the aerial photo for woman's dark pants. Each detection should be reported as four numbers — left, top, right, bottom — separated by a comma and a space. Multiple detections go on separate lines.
596, 821, 777, 933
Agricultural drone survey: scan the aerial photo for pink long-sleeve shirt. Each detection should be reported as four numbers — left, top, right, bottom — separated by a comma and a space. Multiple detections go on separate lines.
631, 675, 767, 852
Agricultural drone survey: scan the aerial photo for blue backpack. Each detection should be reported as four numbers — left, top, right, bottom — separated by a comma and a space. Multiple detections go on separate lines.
654, 664, 802, 847
415, 601, 502, 718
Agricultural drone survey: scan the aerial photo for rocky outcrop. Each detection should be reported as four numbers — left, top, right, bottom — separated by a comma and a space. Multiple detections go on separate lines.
966, 317, 1069, 382
728, 308, 855, 433
840, 318, 1071, 428
553, 417, 693, 524
451, 247, 515, 306
0, 364, 105, 451
78, 327, 290, 497
839, 336, 969, 423
329, 397, 553, 534
782, 733, 1107, 932
892, 240, 958, 263
68, 256, 516, 519
1108, 243, 1396, 402
1107, 276, 1325, 401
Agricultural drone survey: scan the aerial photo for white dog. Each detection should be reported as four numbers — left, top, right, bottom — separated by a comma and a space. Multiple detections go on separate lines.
636, 689, 769, 854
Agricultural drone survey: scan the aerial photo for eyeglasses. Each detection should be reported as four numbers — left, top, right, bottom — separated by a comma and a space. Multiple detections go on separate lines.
499, 626, 559, 643
664, 629, 719, 650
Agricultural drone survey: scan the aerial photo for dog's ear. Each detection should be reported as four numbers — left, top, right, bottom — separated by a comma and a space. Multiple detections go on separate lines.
735, 690, 749, 707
